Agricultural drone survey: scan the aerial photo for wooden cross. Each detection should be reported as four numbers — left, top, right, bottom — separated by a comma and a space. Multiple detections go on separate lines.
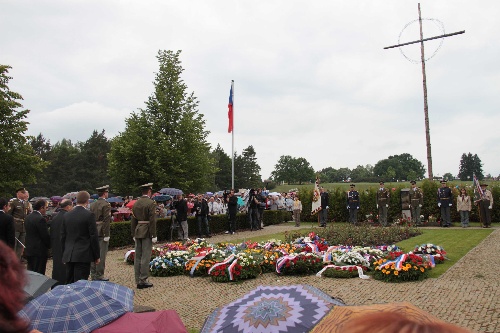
384, 3, 464, 180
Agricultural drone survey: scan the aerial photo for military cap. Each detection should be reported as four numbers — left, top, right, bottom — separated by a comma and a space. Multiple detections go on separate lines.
480, 183, 488, 187
410, 180, 416, 185
379, 181, 385, 185
140, 183, 153, 190
16, 187, 27, 193
440, 180, 447, 184
96, 185, 110, 192
350, 184, 355, 187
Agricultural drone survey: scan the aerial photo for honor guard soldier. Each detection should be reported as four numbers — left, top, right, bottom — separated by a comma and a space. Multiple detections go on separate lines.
475, 183, 493, 228
90, 185, 111, 281
376, 181, 390, 226
437, 180, 453, 227
347, 184, 360, 223
131, 183, 157, 289
409, 181, 424, 225
8, 187, 30, 260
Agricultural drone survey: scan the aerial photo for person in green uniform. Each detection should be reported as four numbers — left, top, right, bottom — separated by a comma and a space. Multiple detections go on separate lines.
131, 183, 157, 289
408, 181, 424, 226
90, 185, 111, 281
376, 181, 390, 226
8, 187, 30, 260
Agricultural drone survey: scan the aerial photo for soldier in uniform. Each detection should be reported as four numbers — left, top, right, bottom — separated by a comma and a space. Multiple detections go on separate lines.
90, 185, 111, 281
346, 184, 360, 223
319, 187, 329, 227
131, 183, 157, 289
409, 180, 424, 226
376, 181, 390, 226
475, 183, 493, 228
437, 180, 453, 227
8, 187, 30, 260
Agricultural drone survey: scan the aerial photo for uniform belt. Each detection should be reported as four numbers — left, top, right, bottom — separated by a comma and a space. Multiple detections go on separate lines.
138, 221, 150, 224
350, 200, 358, 202
440, 197, 450, 199
96, 221, 104, 224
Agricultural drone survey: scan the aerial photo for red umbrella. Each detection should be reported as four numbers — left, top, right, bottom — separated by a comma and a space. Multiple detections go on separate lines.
91, 310, 187, 333
125, 200, 137, 209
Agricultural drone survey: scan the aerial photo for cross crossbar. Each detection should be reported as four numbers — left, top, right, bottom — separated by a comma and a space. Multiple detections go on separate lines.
383, 30, 465, 49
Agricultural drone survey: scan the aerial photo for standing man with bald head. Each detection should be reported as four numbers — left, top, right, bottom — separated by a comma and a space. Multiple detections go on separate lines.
90, 185, 112, 281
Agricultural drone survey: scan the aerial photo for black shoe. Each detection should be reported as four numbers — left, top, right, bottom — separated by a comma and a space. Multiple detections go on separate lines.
137, 282, 153, 289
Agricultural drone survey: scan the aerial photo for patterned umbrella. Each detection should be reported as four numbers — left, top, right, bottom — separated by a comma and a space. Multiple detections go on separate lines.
201, 285, 344, 333
159, 188, 183, 196
19, 281, 134, 333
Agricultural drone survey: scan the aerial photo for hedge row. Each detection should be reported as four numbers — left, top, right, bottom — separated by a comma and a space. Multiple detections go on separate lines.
298, 179, 500, 224
109, 209, 289, 248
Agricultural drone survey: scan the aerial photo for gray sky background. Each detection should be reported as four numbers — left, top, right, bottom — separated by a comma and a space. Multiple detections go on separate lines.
2, 0, 499, 181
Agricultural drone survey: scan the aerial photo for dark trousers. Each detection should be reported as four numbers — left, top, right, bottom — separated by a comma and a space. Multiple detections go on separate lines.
440, 206, 451, 226
479, 200, 491, 226
228, 211, 236, 233
196, 215, 210, 237
27, 255, 48, 275
248, 207, 258, 230
257, 208, 264, 227
66, 262, 91, 283
349, 208, 358, 223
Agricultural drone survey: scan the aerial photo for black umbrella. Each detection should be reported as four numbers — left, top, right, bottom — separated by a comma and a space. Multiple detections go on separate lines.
159, 188, 183, 196
24, 270, 58, 301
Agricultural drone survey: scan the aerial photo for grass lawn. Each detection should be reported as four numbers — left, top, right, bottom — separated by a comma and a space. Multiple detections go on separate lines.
233, 223, 494, 278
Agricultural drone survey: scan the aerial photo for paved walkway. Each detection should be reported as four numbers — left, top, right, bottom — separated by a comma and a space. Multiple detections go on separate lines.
58, 224, 500, 332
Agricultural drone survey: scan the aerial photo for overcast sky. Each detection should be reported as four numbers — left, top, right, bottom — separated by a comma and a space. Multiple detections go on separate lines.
2, 0, 499, 181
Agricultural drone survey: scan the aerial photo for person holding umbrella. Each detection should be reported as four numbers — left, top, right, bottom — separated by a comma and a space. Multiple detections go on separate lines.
90, 185, 112, 281
131, 183, 157, 289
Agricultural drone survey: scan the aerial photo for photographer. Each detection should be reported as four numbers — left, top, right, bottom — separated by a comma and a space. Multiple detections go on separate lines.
226, 189, 238, 234
194, 194, 211, 238
247, 189, 259, 231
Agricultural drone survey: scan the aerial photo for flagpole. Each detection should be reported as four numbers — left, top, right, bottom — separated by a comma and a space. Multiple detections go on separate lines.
231, 80, 235, 190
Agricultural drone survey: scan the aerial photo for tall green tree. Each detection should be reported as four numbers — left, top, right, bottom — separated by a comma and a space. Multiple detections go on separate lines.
458, 153, 483, 180
373, 153, 425, 181
212, 144, 232, 190
108, 50, 213, 194
76, 130, 111, 191
234, 145, 261, 189
27, 133, 53, 197
44, 139, 81, 195
293, 157, 315, 184
0, 65, 46, 196
271, 155, 314, 184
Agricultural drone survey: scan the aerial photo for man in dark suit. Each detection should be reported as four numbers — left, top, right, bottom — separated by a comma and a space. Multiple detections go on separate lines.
24, 199, 51, 274
49, 199, 73, 286
0, 197, 15, 249
61, 191, 100, 283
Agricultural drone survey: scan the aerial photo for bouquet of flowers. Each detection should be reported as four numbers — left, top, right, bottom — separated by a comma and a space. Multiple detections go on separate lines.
372, 252, 431, 282
321, 265, 368, 278
235, 250, 262, 280
125, 247, 162, 265
209, 261, 243, 283
260, 250, 282, 273
150, 251, 191, 277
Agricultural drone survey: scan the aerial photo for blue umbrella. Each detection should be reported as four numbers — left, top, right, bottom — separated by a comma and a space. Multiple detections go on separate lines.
159, 188, 183, 196
19, 281, 134, 333
90, 193, 99, 199
153, 194, 172, 202
107, 197, 124, 203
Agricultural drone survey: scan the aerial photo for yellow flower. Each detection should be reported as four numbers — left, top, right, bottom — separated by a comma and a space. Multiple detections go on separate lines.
406, 264, 411, 269
420, 268, 425, 273
391, 265, 395, 270
413, 266, 418, 270
394, 271, 399, 276
382, 269, 386, 273
385, 271, 390, 275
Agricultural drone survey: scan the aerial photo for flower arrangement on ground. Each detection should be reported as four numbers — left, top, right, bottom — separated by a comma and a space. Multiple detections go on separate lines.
276, 252, 323, 276
319, 250, 370, 278
373, 252, 431, 282
411, 243, 447, 264
235, 250, 262, 279
150, 251, 191, 277
209, 261, 243, 283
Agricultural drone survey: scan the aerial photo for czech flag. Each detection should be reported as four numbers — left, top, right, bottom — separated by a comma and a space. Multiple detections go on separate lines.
228, 83, 233, 133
